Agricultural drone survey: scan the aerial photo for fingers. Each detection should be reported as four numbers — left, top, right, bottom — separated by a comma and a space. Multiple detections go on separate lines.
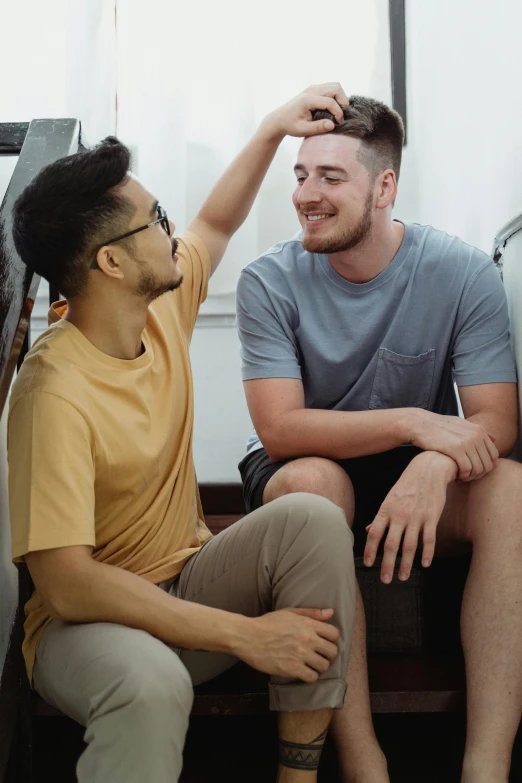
296, 664, 320, 684
454, 451, 473, 481
306, 82, 350, 107
314, 620, 340, 644
301, 119, 336, 136
315, 638, 339, 663
306, 651, 331, 675
380, 524, 404, 584
364, 508, 389, 566
421, 523, 437, 567
287, 607, 334, 621
485, 434, 499, 462
398, 525, 421, 581
305, 95, 345, 124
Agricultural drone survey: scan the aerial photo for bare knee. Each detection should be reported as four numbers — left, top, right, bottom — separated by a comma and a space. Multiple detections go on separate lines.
263, 456, 354, 523
467, 458, 522, 545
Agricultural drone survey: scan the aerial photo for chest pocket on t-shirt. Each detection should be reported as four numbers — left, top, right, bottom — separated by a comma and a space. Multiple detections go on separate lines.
369, 347, 436, 410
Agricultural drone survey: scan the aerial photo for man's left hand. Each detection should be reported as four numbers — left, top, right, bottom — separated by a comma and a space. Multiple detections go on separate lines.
261, 82, 349, 140
363, 451, 458, 583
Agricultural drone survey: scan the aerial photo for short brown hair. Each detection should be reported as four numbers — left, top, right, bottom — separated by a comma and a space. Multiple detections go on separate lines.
312, 96, 405, 180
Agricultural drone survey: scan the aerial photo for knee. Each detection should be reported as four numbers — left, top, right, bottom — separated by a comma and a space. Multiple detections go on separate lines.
266, 457, 354, 519
470, 458, 522, 543
269, 492, 353, 548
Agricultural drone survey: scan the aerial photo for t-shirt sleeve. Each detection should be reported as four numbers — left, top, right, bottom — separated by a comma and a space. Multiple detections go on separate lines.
236, 268, 302, 381
174, 230, 211, 338
8, 391, 96, 562
452, 260, 517, 386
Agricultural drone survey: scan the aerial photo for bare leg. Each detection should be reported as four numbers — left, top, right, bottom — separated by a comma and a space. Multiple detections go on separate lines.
437, 459, 522, 783
277, 709, 331, 782
264, 458, 389, 783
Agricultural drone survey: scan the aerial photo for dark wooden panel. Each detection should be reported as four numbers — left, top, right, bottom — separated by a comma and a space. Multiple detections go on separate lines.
199, 483, 245, 515
0, 118, 81, 418
33, 655, 465, 718
0, 625, 20, 779
389, 0, 407, 142
0, 124, 29, 155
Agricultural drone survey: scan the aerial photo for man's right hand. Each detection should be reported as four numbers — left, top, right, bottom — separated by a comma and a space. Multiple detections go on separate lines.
234, 608, 339, 683
407, 408, 499, 481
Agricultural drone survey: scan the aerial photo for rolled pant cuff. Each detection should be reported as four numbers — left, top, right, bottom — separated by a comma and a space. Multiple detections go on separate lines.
268, 679, 347, 712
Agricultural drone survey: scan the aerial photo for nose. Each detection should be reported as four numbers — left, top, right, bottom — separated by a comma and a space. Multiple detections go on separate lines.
168, 220, 175, 237
297, 177, 322, 207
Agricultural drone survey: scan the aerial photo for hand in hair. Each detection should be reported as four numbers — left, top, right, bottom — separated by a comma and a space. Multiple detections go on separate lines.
261, 82, 349, 139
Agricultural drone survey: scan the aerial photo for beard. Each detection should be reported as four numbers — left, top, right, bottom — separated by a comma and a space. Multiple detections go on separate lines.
135, 262, 183, 303
301, 188, 374, 254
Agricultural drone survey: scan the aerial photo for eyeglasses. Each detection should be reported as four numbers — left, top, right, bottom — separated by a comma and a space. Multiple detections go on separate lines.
90, 205, 171, 270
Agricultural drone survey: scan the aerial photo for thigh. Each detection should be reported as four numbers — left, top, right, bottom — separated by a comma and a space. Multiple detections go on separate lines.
33, 619, 191, 725
435, 480, 473, 555
339, 445, 424, 554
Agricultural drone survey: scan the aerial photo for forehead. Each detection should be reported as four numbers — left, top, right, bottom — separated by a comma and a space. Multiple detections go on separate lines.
120, 174, 156, 215
296, 134, 365, 172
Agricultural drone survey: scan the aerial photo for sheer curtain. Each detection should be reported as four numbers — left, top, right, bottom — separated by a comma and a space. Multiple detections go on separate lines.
116, 0, 392, 313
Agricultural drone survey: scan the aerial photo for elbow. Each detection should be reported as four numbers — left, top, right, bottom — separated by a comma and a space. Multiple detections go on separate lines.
43, 590, 82, 623
262, 430, 293, 463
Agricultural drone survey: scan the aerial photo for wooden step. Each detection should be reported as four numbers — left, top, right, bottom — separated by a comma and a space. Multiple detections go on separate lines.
32, 654, 465, 718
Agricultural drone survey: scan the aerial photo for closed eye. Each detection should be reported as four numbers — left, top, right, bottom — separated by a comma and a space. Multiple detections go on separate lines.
324, 177, 341, 184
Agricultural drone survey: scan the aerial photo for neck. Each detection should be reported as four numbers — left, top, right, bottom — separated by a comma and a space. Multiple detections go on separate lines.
327, 218, 405, 284
64, 289, 149, 360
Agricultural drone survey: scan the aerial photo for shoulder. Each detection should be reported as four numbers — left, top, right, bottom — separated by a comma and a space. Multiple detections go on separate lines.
409, 221, 493, 278
240, 233, 311, 284
9, 325, 85, 415
407, 223, 493, 271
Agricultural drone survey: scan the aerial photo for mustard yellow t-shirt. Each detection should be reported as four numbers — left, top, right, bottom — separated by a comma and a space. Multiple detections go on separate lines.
8, 231, 212, 682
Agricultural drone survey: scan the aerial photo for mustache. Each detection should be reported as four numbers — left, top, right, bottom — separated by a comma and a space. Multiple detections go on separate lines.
171, 238, 179, 256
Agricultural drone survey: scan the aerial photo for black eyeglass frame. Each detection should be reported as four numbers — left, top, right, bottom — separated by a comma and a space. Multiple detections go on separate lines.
90, 205, 170, 270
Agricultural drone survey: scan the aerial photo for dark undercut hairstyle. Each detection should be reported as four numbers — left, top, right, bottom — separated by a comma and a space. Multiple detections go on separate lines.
312, 95, 405, 180
12, 136, 135, 299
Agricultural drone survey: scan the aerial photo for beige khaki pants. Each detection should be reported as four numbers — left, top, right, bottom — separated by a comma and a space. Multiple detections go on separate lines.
33, 493, 356, 782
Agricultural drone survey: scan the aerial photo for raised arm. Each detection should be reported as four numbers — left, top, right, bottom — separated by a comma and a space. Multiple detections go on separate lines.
187, 83, 349, 274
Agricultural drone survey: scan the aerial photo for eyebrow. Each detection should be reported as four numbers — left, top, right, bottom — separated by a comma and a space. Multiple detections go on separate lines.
293, 164, 348, 177
150, 199, 159, 218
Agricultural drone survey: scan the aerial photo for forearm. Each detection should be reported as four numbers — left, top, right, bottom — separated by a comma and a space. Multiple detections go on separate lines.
467, 408, 517, 457
194, 120, 283, 238
52, 558, 250, 656
264, 407, 416, 461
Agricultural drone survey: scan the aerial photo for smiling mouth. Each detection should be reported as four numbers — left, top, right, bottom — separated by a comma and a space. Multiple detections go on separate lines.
304, 214, 334, 222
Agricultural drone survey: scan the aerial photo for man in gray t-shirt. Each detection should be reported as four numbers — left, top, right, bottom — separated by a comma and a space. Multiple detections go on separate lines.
236, 96, 522, 781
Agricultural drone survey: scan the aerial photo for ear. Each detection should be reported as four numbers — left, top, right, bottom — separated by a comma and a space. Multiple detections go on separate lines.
94, 245, 125, 281
375, 169, 398, 210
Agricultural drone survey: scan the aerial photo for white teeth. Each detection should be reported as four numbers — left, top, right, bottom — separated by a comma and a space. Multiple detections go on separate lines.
307, 214, 330, 221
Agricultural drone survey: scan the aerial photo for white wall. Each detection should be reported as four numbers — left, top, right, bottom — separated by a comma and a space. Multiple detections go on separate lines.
194, 0, 522, 482
396, 0, 522, 251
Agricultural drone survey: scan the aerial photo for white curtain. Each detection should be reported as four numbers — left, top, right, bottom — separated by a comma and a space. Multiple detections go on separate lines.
115, 0, 392, 312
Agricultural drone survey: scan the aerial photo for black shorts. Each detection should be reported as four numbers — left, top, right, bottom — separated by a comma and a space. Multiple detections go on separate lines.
238, 445, 422, 555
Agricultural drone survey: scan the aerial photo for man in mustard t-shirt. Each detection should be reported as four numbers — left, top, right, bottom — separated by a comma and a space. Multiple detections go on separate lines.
8, 85, 356, 783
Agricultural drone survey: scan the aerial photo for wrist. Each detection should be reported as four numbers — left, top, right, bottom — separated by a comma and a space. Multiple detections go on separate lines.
218, 612, 256, 658
395, 407, 428, 444
257, 113, 286, 144
415, 450, 458, 483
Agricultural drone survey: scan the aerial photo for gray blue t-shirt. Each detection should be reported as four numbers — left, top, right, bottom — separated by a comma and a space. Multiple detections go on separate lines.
236, 221, 517, 454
